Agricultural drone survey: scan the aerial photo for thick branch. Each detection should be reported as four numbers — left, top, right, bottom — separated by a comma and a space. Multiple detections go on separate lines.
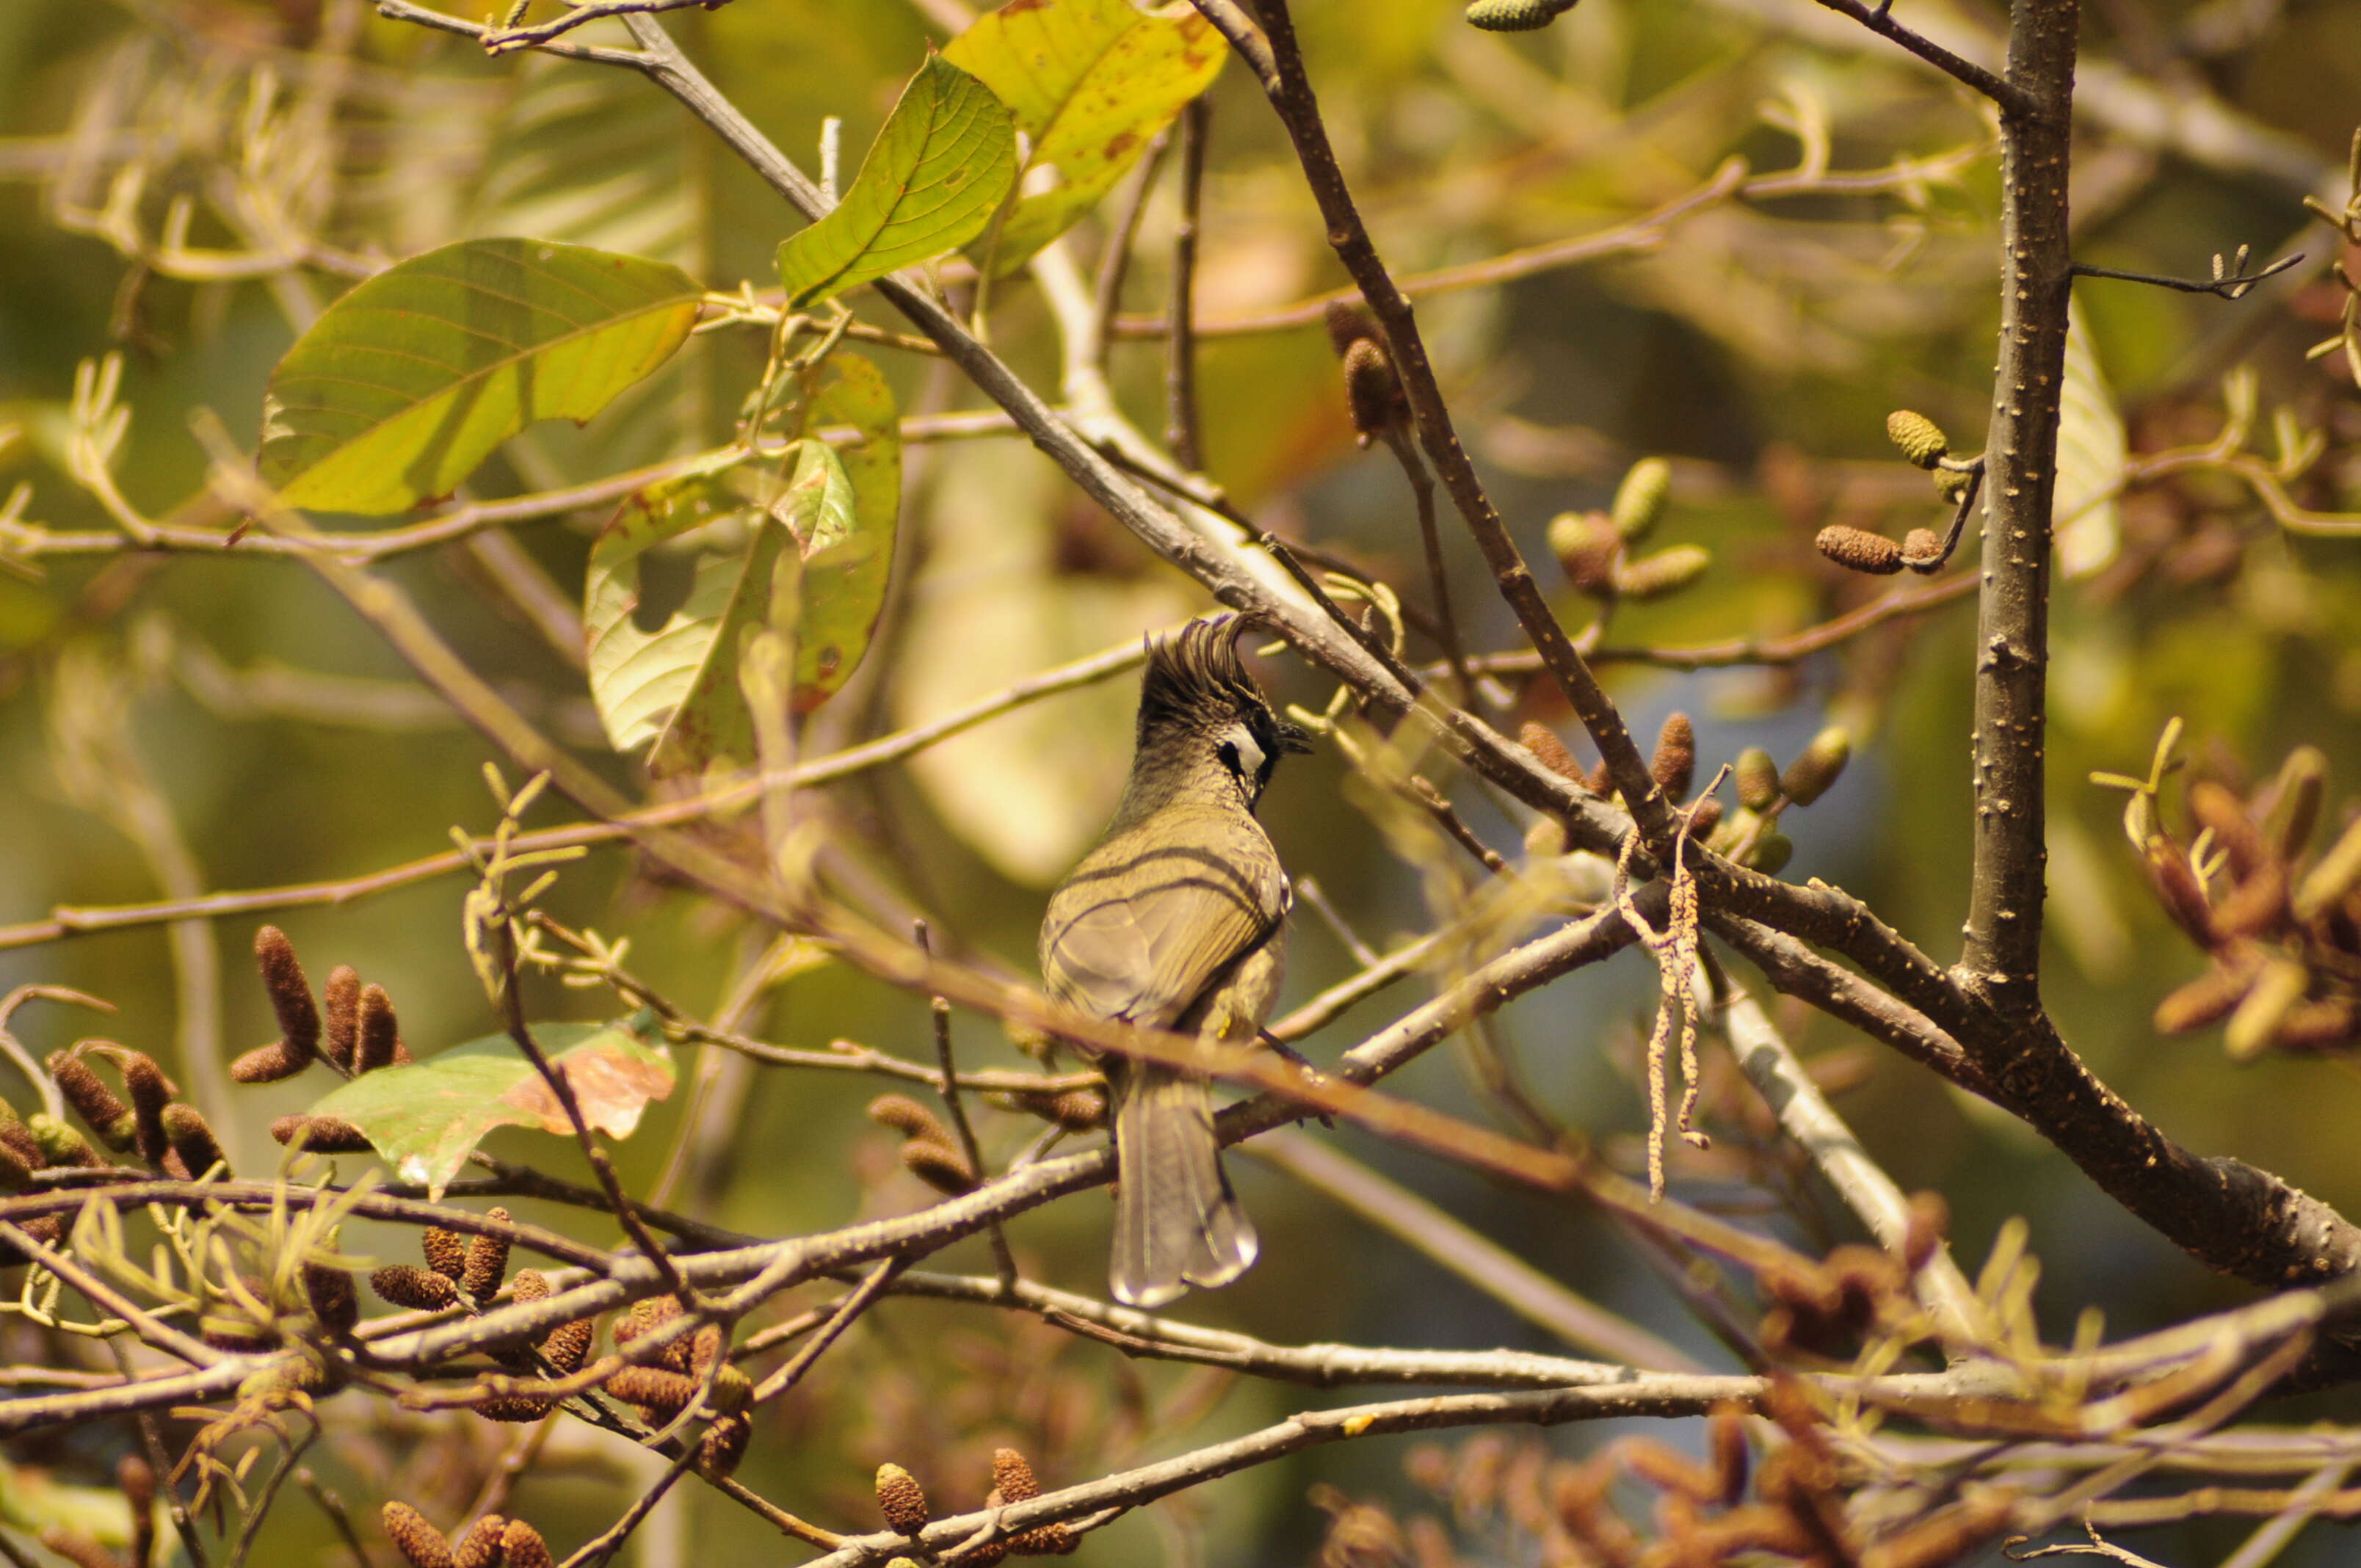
1960, 0, 2078, 1006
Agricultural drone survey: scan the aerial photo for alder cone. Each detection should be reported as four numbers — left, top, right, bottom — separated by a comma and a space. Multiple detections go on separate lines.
900, 1138, 978, 1195
609, 1365, 697, 1418
867, 1094, 952, 1144
304, 1263, 358, 1334
541, 1315, 595, 1373
877, 1463, 931, 1534
501, 1520, 555, 1568
1519, 722, 1587, 788
421, 1225, 468, 1283
382, 1502, 454, 1568
371, 1265, 459, 1313
460, 1211, 512, 1301
1652, 712, 1696, 802
451, 1515, 506, 1568
1815, 525, 1903, 575
698, 1412, 751, 1476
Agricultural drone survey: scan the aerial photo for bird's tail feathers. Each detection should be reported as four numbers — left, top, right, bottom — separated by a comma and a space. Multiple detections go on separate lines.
1110, 1067, 1257, 1308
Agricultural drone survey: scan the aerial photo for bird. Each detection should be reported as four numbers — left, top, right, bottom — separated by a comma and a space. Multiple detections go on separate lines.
1039, 615, 1310, 1307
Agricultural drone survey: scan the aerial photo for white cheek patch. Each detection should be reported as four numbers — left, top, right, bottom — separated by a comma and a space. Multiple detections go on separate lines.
1225, 725, 1266, 783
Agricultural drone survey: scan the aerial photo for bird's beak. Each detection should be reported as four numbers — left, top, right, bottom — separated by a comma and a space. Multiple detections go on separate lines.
1278, 719, 1316, 755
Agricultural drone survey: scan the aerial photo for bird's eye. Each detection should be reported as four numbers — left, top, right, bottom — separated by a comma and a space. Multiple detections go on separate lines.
1216, 740, 1242, 777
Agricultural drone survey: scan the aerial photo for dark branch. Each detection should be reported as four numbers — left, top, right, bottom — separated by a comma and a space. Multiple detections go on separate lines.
1805, 0, 2034, 113
2070, 247, 2304, 300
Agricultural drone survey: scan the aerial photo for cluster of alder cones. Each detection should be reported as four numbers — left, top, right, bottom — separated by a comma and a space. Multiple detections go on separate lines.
382, 1502, 556, 1568
874, 1447, 1075, 1563
369, 1219, 752, 1465
1519, 711, 1852, 879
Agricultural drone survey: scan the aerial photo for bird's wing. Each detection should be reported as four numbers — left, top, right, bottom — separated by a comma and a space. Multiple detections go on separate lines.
1042, 822, 1286, 1029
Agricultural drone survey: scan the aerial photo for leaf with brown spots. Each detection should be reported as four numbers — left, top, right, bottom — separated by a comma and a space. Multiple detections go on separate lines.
947, 0, 1226, 277
302, 1015, 673, 1198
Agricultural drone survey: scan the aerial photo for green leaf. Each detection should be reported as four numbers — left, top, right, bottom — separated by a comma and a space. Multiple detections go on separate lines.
946, 0, 1225, 277
258, 238, 702, 515
775, 54, 1016, 308
2054, 296, 2126, 579
305, 1017, 673, 1199
791, 355, 899, 708
584, 438, 882, 774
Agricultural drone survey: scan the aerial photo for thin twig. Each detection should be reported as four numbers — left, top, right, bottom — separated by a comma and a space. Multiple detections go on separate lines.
1803, 0, 2031, 111
1084, 130, 1170, 375
1379, 427, 1473, 700
2070, 248, 2302, 300
1166, 96, 1210, 468
1195, 0, 1673, 842
913, 921, 1015, 1291
751, 1257, 901, 1406
490, 925, 690, 1300
0, 985, 110, 1119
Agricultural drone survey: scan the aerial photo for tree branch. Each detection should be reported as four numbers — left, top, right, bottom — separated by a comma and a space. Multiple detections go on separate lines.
1804, 0, 2031, 112
1192, 0, 1674, 840
1959, 0, 2078, 1009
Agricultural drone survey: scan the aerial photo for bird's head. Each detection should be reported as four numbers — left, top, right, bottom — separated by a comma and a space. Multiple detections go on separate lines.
1134, 615, 1312, 810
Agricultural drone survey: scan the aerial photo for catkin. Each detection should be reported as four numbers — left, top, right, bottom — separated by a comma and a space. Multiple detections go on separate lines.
1651, 713, 1696, 802
48, 1051, 135, 1150
355, 984, 403, 1073
451, 1515, 506, 1568
253, 925, 321, 1059
269, 1114, 371, 1153
1815, 526, 1904, 575
382, 1505, 456, 1568
322, 965, 361, 1072
500, 1520, 555, 1568
161, 1103, 228, 1177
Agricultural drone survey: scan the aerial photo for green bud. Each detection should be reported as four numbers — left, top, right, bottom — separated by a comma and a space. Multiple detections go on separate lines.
2294, 813, 2361, 922
1933, 465, 1973, 501
2268, 746, 2327, 860
2225, 957, 2309, 1062
1548, 510, 1621, 595
26, 1115, 96, 1169
1750, 831, 1794, 876
1611, 458, 1672, 542
1611, 544, 1711, 600
1733, 748, 1781, 811
1886, 410, 1950, 469
1465, 0, 1579, 29
1780, 727, 1852, 807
